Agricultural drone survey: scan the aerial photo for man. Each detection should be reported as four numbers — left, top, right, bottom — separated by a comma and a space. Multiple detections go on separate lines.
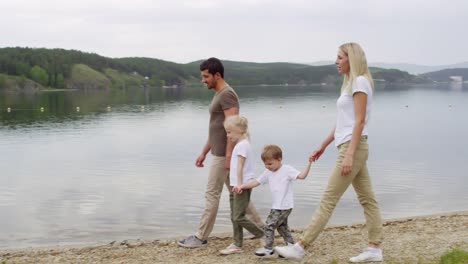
178, 57, 264, 248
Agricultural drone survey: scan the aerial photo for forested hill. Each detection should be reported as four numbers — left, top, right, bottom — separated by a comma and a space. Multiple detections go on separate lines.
421, 68, 468, 82
0, 47, 427, 90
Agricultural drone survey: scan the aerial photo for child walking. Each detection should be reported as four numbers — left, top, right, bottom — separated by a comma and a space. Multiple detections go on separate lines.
219, 115, 265, 255
233, 144, 312, 257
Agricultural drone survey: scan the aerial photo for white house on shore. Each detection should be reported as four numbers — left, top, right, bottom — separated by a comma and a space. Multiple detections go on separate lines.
449, 76, 463, 82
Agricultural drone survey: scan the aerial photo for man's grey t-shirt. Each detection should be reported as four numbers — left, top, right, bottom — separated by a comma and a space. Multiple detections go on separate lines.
208, 86, 239, 156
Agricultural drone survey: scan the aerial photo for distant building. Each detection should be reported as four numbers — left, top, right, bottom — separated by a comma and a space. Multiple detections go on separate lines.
449, 76, 463, 82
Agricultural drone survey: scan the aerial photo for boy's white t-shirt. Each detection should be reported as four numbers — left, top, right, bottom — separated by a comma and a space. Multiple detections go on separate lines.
334, 76, 373, 147
256, 164, 300, 210
229, 139, 255, 186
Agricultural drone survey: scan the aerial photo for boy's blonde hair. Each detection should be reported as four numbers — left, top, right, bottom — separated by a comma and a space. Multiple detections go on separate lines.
261, 144, 282, 162
339, 42, 374, 95
223, 115, 249, 138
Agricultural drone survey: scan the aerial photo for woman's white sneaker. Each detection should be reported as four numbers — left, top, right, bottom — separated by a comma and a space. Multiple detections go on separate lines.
349, 248, 383, 262
274, 243, 305, 260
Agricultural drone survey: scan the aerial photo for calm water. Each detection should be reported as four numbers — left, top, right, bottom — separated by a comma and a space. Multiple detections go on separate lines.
1, 83, 467, 248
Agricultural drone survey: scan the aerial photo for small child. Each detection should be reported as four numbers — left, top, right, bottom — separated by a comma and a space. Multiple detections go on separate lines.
219, 115, 265, 255
233, 144, 312, 257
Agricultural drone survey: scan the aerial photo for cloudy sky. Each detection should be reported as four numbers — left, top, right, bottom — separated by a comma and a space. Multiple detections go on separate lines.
1, 0, 467, 65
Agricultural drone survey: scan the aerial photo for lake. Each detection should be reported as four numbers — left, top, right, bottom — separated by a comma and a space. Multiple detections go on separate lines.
0, 83, 467, 248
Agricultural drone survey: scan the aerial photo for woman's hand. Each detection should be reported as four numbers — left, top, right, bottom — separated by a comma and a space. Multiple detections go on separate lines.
341, 153, 353, 176
310, 146, 326, 162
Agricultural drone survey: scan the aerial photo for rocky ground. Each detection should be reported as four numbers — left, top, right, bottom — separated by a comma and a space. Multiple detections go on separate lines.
1, 211, 467, 264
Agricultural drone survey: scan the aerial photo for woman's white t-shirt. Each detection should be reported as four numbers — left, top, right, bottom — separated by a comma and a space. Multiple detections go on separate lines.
229, 139, 255, 186
334, 76, 373, 147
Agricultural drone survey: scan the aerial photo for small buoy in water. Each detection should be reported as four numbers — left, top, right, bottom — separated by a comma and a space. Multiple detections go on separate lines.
76, 106, 80, 112
107, 106, 111, 111
448, 104, 452, 108
7, 107, 11, 113
40, 107, 44, 112
405, 105, 408, 108
141, 106, 145, 111
322, 105, 326, 108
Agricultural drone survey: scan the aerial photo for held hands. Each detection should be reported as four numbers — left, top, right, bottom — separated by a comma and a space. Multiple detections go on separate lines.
232, 185, 243, 194
309, 146, 326, 162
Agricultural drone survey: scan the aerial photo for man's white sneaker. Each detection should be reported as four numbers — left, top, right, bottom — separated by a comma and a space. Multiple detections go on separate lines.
274, 243, 305, 260
349, 248, 383, 262
219, 243, 243, 255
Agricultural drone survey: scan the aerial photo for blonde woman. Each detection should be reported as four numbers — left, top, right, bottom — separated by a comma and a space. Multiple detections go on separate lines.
275, 43, 383, 262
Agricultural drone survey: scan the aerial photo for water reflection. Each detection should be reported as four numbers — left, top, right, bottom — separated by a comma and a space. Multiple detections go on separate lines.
0, 84, 467, 248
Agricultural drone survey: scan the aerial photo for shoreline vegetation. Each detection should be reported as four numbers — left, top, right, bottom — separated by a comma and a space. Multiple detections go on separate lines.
0, 47, 434, 92
0, 211, 466, 263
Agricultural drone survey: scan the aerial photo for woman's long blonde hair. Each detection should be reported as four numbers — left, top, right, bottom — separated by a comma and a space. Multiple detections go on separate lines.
339, 42, 374, 94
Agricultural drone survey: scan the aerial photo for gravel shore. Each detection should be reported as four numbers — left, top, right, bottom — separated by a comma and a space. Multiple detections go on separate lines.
1, 211, 467, 264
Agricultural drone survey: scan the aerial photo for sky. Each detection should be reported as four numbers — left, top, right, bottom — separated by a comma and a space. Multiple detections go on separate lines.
1, 0, 467, 65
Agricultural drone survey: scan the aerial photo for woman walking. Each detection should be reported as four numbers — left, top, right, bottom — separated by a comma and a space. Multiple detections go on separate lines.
275, 42, 383, 262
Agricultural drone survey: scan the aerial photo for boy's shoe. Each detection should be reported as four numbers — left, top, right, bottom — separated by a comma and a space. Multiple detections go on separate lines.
255, 247, 274, 257
349, 248, 383, 262
177, 235, 207, 248
219, 244, 243, 255
274, 244, 305, 260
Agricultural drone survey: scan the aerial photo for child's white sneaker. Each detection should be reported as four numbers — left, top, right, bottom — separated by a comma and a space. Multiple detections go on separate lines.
219, 243, 243, 255
255, 247, 274, 257
349, 248, 383, 262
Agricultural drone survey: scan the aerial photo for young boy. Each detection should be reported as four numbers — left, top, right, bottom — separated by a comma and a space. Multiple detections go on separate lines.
233, 144, 312, 257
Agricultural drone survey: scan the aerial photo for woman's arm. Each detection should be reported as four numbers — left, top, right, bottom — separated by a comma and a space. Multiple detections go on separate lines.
341, 92, 367, 176
310, 127, 335, 162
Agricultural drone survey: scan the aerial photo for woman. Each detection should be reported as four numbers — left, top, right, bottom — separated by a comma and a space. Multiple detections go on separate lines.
275, 43, 383, 262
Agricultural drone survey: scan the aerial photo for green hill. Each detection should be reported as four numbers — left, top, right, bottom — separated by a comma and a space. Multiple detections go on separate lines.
421, 68, 468, 82
0, 47, 429, 91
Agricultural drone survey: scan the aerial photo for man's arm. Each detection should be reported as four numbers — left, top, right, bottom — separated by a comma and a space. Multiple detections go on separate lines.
223, 107, 239, 169
195, 139, 211, 167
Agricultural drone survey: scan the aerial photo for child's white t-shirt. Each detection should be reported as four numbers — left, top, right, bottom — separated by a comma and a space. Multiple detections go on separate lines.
256, 164, 300, 210
229, 139, 255, 186
334, 76, 373, 147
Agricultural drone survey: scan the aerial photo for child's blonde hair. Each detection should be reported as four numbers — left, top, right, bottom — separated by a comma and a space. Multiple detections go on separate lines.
224, 115, 250, 139
339, 42, 374, 95
261, 144, 283, 162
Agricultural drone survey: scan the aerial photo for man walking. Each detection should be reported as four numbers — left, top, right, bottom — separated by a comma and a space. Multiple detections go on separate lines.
178, 57, 263, 248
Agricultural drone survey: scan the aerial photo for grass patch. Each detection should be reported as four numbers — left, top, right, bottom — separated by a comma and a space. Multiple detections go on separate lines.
69, 64, 110, 89
440, 248, 468, 264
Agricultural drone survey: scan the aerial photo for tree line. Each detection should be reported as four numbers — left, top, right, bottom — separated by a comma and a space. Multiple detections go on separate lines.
0, 47, 428, 90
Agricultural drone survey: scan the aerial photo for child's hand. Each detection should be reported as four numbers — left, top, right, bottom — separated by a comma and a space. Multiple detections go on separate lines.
233, 186, 243, 194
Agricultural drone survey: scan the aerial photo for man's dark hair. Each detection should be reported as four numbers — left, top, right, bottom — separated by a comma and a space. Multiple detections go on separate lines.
200, 57, 224, 78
